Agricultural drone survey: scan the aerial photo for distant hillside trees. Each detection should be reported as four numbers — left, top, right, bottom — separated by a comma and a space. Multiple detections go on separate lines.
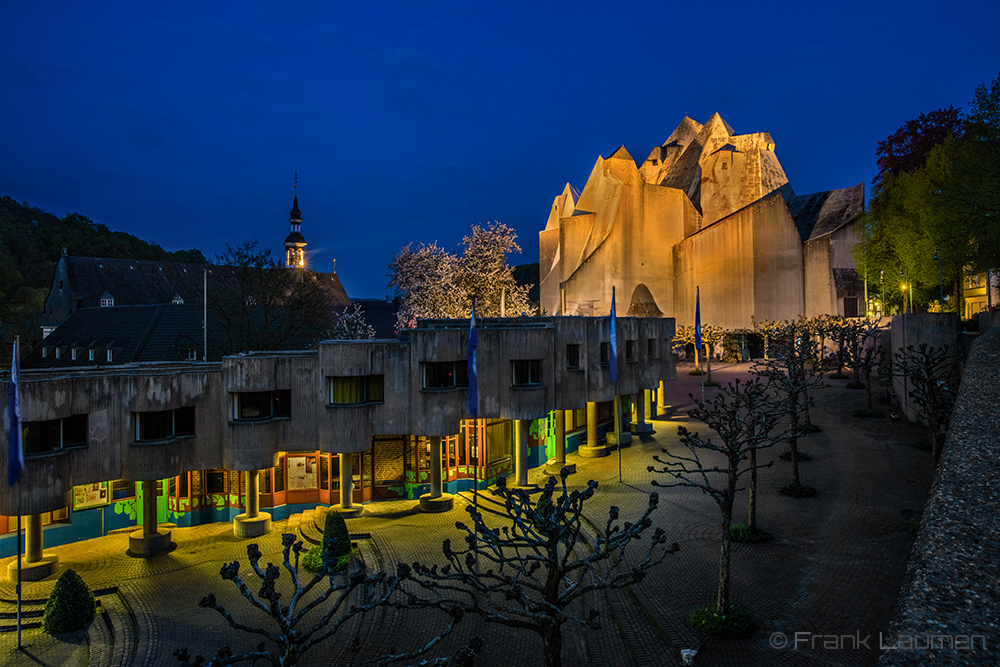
0, 196, 206, 358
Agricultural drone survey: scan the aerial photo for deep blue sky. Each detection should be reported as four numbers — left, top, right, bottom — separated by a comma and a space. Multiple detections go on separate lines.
3, 1, 998, 298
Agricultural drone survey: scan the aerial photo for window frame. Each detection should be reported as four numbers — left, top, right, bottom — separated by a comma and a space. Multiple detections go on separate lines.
511, 359, 543, 387
566, 344, 581, 370
232, 390, 292, 421
135, 406, 196, 443
329, 375, 385, 406
420, 361, 469, 390
22, 414, 89, 457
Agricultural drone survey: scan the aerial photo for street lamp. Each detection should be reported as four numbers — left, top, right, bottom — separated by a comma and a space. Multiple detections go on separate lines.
933, 250, 944, 309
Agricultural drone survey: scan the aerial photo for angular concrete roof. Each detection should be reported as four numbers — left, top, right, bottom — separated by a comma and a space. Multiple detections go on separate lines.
785, 183, 866, 242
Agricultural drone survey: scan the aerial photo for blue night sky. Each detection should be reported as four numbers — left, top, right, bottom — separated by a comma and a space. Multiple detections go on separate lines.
2, 1, 998, 298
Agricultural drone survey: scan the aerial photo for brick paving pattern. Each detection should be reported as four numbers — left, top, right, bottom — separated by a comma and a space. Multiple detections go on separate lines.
0, 361, 933, 666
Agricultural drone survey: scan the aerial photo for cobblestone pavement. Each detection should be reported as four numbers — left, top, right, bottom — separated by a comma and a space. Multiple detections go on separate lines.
0, 362, 933, 667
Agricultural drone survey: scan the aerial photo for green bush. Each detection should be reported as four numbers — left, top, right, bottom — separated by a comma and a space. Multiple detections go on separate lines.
321, 510, 352, 571
779, 483, 818, 498
43, 569, 95, 634
303, 545, 356, 573
688, 604, 755, 637
728, 523, 773, 543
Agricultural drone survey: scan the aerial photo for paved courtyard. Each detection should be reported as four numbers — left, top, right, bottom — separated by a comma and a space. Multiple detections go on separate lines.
0, 361, 933, 666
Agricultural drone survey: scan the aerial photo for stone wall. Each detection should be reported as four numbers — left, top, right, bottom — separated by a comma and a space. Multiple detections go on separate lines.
879, 328, 1000, 665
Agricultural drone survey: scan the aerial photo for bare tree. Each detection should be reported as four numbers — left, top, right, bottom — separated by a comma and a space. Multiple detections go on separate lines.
752, 322, 822, 497
406, 472, 677, 667
749, 316, 781, 360
893, 343, 960, 465
174, 534, 468, 667
209, 240, 336, 355
848, 319, 885, 416
699, 324, 729, 386
649, 379, 790, 621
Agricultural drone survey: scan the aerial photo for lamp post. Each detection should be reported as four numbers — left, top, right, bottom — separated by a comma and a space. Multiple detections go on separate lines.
934, 250, 944, 309
880, 270, 885, 317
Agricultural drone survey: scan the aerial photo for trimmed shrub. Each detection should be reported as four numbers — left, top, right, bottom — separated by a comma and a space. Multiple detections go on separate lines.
321, 510, 351, 571
303, 545, 356, 573
729, 523, 773, 543
43, 569, 95, 634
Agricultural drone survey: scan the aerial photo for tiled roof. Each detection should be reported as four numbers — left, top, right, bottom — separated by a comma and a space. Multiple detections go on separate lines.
64, 256, 209, 309
341, 299, 401, 339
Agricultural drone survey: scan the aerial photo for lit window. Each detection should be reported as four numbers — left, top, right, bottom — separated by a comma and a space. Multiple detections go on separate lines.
233, 390, 292, 421
88, 349, 95, 361
512, 360, 543, 387
136, 406, 196, 441
421, 361, 469, 389
22, 414, 88, 456
101, 297, 114, 307
55, 347, 61, 359
329, 375, 385, 405
107, 349, 113, 362
71, 348, 77, 361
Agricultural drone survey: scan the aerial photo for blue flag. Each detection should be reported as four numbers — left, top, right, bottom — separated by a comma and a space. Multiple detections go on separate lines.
8, 349, 22, 487
694, 286, 702, 355
467, 306, 478, 417
609, 287, 618, 382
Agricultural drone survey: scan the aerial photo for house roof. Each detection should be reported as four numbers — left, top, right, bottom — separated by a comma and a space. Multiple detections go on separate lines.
340, 299, 401, 339
785, 182, 865, 242
23, 304, 213, 369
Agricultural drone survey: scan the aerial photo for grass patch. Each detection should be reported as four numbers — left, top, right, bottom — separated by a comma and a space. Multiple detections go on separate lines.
729, 523, 773, 543
778, 450, 812, 462
688, 369, 706, 376
688, 604, 755, 637
853, 408, 885, 418
779, 483, 818, 498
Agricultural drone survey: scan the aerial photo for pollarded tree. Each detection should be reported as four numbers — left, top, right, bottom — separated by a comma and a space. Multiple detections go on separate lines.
749, 316, 781, 360
700, 324, 729, 386
406, 471, 678, 667
847, 319, 885, 416
673, 325, 697, 359
893, 343, 960, 466
752, 322, 823, 497
174, 534, 469, 667
649, 379, 791, 624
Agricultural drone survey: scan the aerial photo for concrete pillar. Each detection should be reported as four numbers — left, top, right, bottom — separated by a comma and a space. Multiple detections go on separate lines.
420, 436, 455, 512
25, 514, 43, 564
235, 469, 272, 538
578, 401, 607, 458
129, 479, 173, 557
7, 514, 58, 582
544, 410, 576, 476
659, 379, 672, 416
606, 396, 632, 447
634, 391, 652, 433
334, 453, 364, 517
644, 388, 654, 421
429, 436, 443, 498
513, 420, 530, 487
142, 480, 158, 535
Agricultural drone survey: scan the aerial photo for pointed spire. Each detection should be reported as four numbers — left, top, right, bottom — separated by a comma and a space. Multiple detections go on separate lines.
285, 170, 307, 268
289, 169, 301, 221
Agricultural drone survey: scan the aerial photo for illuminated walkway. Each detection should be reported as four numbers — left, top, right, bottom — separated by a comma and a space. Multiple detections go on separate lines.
0, 362, 933, 666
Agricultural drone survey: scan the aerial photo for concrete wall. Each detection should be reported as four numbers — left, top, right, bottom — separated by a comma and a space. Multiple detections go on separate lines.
889, 314, 960, 422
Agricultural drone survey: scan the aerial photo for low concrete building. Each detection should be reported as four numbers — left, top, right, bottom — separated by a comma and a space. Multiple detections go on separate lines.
0, 316, 674, 560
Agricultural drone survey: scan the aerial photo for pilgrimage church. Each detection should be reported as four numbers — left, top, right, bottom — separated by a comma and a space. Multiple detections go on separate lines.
539, 114, 866, 329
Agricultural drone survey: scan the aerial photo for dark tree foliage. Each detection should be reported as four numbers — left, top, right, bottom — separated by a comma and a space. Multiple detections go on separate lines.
208, 240, 336, 355
406, 471, 677, 667
43, 568, 96, 634
649, 379, 790, 617
174, 534, 471, 667
893, 343, 960, 466
873, 106, 965, 188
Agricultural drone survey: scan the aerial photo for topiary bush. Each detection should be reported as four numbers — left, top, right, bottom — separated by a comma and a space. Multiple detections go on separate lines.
302, 544, 359, 573
321, 510, 352, 572
728, 523, 773, 543
43, 569, 95, 634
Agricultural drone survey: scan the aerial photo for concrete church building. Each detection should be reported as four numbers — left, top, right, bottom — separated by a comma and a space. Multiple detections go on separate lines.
539, 114, 866, 329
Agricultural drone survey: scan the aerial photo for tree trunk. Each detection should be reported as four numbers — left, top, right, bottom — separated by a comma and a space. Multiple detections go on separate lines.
541, 620, 563, 667
864, 367, 874, 411
747, 448, 757, 530
789, 407, 800, 487
802, 389, 812, 428
716, 494, 735, 616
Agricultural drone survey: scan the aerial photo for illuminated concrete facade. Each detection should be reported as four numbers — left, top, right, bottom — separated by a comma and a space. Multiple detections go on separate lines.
540, 114, 865, 329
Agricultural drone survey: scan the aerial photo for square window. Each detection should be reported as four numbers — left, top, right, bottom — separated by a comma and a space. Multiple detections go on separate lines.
566, 344, 581, 369
626, 340, 636, 362
600, 342, 610, 365
512, 360, 543, 386
648, 338, 658, 359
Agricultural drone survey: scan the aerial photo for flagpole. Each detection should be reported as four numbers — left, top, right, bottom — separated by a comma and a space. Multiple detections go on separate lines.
609, 288, 622, 483
13, 335, 22, 650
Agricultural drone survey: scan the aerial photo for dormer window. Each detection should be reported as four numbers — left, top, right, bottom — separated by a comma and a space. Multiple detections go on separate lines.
101, 297, 114, 307
55, 347, 61, 359
107, 349, 113, 362
71, 348, 77, 360
172, 293, 185, 305
89, 349, 95, 361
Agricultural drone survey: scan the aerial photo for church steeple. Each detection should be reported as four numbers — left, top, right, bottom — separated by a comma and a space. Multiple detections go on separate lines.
284, 173, 307, 268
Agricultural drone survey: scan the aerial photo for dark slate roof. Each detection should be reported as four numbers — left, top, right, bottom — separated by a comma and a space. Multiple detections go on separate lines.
61, 256, 350, 309
785, 182, 865, 242
338, 299, 401, 339
23, 305, 214, 369
64, 256, 209, 309
284, 232, 306, 245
